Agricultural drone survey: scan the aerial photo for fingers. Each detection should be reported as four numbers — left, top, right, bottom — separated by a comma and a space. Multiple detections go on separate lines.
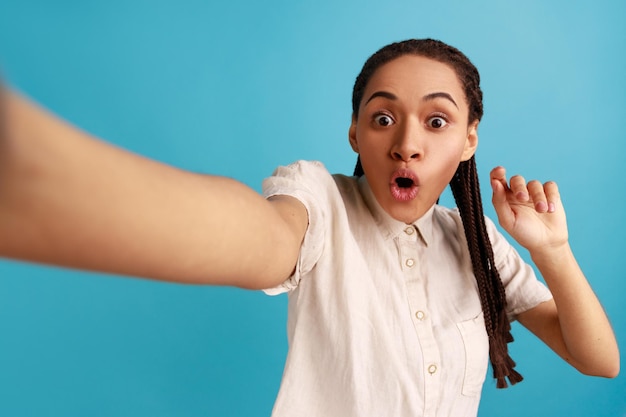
490, 166, 559, 213
509, 175, 529, 201
520, 178, 559, 213
543, 181, 560, 212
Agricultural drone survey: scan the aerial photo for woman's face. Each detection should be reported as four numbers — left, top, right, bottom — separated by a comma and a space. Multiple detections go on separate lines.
349, 55, 478, 224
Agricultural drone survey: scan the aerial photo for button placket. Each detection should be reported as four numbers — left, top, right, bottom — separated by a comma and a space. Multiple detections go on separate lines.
399, 227, 418, 272
399, 232, 441, 415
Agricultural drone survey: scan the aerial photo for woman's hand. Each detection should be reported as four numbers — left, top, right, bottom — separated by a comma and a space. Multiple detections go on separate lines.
491, 165, 620, 377
489, 166, 568, 254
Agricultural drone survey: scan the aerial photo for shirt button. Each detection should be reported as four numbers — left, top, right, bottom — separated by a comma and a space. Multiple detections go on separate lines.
404, 226, 415, 235
415, 311, 426, 320
428, 364, 438, 374
405, 258, 415, 268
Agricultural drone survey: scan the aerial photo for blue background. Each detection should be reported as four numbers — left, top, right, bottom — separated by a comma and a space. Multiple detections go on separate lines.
1, 1, 624, 416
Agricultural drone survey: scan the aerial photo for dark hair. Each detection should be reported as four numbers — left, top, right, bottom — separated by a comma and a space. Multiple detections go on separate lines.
352, 39, 521, 388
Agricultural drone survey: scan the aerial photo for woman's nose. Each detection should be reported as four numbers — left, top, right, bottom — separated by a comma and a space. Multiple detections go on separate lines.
391, 122, 423, 162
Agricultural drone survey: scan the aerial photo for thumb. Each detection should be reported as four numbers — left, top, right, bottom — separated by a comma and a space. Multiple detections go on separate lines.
490, 177, 507, 206
490, 167, 515, 228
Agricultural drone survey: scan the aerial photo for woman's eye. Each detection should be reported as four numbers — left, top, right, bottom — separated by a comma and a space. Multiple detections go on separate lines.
373, 114, 395, 127
427, 116, 448, 129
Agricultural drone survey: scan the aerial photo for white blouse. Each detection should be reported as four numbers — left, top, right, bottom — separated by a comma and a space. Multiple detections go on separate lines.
263, 160, 552, 417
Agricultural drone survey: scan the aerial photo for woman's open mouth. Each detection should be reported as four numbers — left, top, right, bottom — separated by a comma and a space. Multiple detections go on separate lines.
390, 169, 419, 202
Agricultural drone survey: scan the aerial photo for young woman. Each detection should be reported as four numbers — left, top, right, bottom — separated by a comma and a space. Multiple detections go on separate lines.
0, 39, 619, 417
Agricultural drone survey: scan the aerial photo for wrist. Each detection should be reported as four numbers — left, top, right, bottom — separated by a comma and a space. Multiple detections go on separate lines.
529, 242, 573, 269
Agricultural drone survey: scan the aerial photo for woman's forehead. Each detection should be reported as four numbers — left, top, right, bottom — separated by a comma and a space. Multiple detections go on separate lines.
362, 55, 467, 108
366, 55, 463, 93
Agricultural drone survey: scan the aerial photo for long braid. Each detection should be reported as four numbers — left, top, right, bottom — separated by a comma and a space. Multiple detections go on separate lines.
450, 156, 522, 388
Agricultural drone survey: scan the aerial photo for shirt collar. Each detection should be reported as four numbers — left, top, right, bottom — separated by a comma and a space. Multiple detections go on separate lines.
357, 175, 434, 246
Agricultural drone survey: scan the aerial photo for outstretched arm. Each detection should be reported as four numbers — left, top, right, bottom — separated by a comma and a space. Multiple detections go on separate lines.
0, 89, 307, 288
490, 166, 619, 378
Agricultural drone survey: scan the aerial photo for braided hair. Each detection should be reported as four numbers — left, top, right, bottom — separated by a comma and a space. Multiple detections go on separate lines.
352, 39, 522, 388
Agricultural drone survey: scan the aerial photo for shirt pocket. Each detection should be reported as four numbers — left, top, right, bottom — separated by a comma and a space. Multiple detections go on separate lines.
456, 313, 489, 397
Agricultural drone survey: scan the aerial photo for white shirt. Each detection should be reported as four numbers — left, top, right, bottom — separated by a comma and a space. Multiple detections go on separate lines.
262, 161, 552, 417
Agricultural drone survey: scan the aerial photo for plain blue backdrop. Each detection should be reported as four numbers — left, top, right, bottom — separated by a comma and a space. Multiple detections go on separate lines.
1, 1, 624, 416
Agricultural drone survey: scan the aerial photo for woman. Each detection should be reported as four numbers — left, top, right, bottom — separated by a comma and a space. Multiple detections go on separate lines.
0, 39, 619, 416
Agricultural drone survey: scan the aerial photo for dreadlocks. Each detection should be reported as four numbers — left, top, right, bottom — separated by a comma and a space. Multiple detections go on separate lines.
351, 39, 522, 388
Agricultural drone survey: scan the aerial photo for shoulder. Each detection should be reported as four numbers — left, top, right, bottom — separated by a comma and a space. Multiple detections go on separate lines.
263, 160, 359, 204
263, 160, 331, 195
267, 160, 329, 179
262, 160, 327, 201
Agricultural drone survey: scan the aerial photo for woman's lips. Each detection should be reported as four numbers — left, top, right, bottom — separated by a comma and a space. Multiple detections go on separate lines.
390, 169, 420, 202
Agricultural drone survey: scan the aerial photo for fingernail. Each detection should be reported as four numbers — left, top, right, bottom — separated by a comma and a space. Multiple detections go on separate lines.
535, 201, 548, 212
516, 192, 529, 201
548, 202, 555, 213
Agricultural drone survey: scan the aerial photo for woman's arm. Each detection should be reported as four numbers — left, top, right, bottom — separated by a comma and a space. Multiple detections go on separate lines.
0, 89, 307, 288
490, 166, 619, 378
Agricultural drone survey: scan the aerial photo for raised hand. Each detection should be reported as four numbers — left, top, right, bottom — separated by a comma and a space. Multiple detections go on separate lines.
491, 165, 620, 377
489, 166, 568, 254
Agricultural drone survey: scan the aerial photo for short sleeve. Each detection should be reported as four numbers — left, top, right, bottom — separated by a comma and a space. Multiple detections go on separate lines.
485, 216, 553, 320
261, 161, 331, 295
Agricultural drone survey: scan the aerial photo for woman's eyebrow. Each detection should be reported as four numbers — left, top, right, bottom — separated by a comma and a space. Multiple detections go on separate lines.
365, 90, 458, 109
365, 91, 397, 105
423, 92, 458, 108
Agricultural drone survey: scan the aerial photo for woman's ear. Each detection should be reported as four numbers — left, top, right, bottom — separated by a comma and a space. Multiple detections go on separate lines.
461, 120, 479, 161
348, 115, 359, 153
